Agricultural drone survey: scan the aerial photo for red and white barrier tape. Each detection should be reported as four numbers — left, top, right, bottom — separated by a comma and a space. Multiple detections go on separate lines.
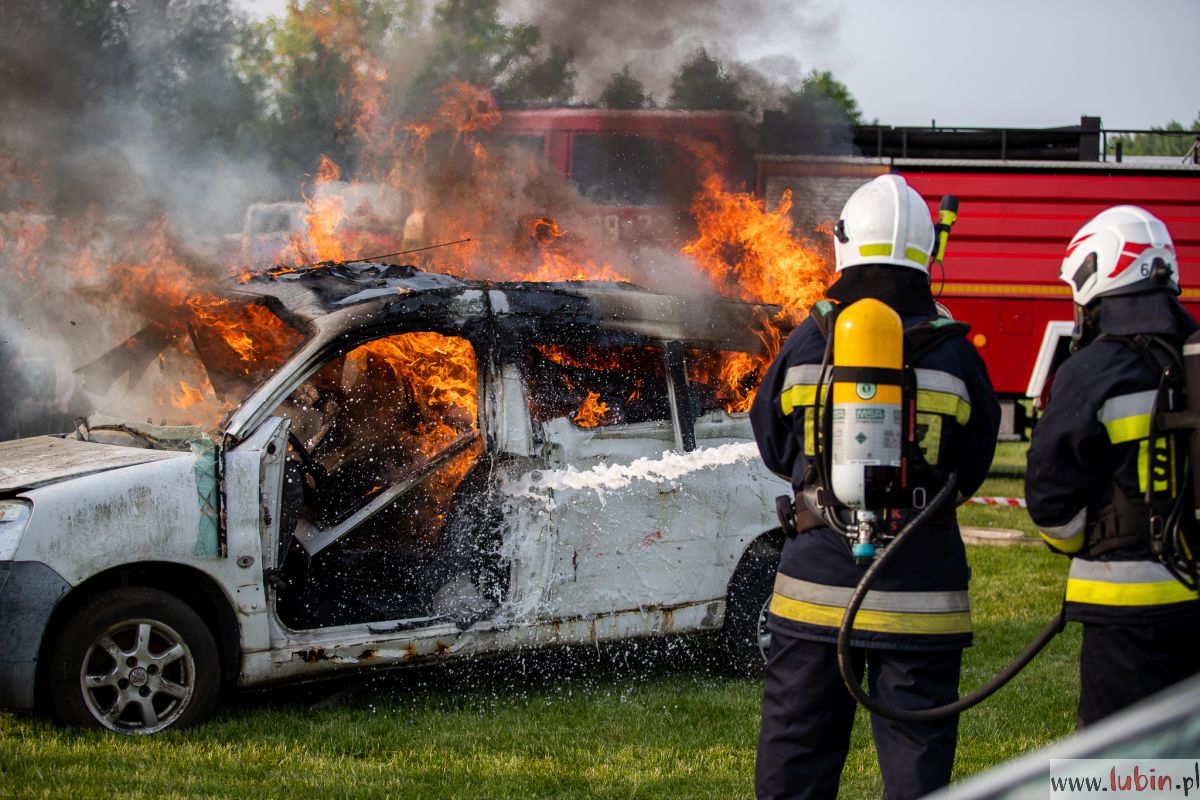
966, 496, 1027, 508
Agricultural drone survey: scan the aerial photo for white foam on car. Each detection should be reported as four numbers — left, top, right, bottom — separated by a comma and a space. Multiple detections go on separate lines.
503, 441, 761, 506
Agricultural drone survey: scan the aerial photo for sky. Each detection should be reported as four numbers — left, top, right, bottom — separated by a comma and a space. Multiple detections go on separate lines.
238, 0, 1199, 131
784, 0, 1199, 130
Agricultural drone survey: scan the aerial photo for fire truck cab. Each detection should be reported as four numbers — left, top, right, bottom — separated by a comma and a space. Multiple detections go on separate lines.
490, 109, 757, 246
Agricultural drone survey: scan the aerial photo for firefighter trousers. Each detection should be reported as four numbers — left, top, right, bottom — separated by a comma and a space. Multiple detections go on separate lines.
755, 628, 962, 800
1078, 616, 1200, 727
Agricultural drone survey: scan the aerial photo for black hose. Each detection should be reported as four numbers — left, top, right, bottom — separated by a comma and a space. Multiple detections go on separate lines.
835, 473, 1066, 723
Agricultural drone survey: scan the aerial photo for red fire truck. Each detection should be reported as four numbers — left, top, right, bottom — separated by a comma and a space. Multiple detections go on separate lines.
494, 109, 1200, 437
492, 108, 757, 245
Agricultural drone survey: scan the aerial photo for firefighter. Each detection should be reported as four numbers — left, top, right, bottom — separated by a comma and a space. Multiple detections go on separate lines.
1025, 205, 1200, 727
750, 174, 1000, 800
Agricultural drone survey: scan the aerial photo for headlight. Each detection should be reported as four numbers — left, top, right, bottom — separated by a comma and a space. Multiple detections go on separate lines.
0, 500, 32, 561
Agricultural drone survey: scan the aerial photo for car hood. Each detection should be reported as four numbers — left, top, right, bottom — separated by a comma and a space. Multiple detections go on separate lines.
0, 435, 190, 493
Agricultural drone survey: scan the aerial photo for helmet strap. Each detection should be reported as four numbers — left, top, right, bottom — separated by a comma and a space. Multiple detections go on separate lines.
834, 219, 849, 244
1149, 257, 1173, 287
1072, 301, 1103, 351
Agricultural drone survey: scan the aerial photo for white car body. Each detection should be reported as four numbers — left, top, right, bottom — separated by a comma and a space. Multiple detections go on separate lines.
0, 262, 788, 731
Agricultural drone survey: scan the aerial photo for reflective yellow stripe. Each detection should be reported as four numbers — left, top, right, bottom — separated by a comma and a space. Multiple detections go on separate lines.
780, 384, 828, 415
770, 593, 972, 635
780, 384, 813, 416
915, 412, 942, 465
1137, 439, 1149, 493
1039, 529, 1085, 554
940, 283, 1073, 297
856, 243, 928, 266
915, 389, 971, 425
780, 384, 827, 416
1103, 414, 1150, 445
1153, 436, 1174, 494
1134, 438, 1173, 494
1065, 578, 1199, 607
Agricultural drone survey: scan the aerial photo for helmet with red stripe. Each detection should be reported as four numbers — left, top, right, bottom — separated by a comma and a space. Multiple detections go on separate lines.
1060, 205, 1179, 306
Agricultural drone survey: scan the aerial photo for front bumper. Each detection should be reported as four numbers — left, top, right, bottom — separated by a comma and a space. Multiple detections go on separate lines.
0, 561, 71, 709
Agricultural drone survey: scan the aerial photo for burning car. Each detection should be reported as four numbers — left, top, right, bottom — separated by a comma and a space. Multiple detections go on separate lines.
0, 260, 790, 734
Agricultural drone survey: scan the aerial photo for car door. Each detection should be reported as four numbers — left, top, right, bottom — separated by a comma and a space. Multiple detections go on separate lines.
252, 328, 494, 632
513, 337, 694, 620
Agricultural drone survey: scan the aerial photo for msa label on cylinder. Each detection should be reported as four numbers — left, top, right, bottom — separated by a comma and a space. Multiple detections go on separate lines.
831, 405, 902, 465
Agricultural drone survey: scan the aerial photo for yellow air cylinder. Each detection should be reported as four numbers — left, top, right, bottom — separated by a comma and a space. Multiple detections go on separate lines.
830, 298, 904, 510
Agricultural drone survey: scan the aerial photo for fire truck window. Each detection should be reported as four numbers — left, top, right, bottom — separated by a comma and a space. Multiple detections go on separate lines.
526, 343, 671, 428
490, 134, 544, 158
572, 134, 674, 206
685, 347, 769, 415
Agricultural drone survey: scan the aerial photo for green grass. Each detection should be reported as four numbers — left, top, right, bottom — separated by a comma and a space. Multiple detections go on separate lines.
0, 555, 1076, 799
958, 441, 1040, 537
0, 441, 1077, 799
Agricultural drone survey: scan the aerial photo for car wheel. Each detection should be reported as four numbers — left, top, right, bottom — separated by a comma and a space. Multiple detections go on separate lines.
720, 537, 780, 677
47, 587, 220, 734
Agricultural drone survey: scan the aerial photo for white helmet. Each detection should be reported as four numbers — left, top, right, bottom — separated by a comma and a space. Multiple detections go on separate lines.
1060, 205, 1179, 306
834, 174, 934, 273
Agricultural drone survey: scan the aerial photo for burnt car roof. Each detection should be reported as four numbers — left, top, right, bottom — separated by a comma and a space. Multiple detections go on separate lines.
236, 260, 785, 350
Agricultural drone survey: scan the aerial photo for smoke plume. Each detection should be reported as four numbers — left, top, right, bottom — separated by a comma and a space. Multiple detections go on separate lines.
499, 0, 832, 105
0, 0, 837, 438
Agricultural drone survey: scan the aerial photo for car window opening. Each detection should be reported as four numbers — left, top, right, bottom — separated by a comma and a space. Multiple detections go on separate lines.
527, 343, 671, 428
685, 347, 771, 415
271, 331, 493, 630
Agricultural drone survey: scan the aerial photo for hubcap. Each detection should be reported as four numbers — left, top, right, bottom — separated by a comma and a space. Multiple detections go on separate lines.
79, 618, 196, 734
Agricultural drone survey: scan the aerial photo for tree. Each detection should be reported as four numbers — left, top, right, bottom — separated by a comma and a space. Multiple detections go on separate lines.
252, 0, 419, 180
407, 0, 577, 112
1107, 114, 1200, 159
597, 65, 651, 110
782, 69, 863, 126
668, 49, 748, 112
502, 42, 576, 106
0, 0, 270, 215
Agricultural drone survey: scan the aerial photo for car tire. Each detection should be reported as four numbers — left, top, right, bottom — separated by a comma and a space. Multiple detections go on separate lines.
47, 587, 220, 734
720, 537, 780, 678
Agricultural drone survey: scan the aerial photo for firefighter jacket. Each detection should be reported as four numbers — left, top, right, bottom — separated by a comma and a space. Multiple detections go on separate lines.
750, 265, 1001, 650
1026, 291, 1200, 625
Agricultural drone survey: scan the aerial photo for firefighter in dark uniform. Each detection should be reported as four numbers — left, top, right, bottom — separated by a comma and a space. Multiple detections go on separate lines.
750, 175, 1000, 800
1026, 205, 1200, 727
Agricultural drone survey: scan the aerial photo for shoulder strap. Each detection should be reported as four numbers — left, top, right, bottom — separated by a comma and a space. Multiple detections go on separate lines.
1094, 333, 1184, 374
810, 299, 841, 341
903, 318, 972, 366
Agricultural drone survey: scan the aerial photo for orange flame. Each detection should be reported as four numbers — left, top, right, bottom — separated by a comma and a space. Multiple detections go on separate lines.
169, 380, 207, 410
687, 323, 783, 414
573, 390, 610, 428
278, 154, 348, 265
684, 174, 832, 314
530, 217, 563, 243
347, 332, 478, 456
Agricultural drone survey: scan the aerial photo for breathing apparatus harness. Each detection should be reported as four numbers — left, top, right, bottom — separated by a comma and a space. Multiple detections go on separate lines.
1087, 328, 1200, 591
774, 196, 1066, 722
773, 299, 1068, 722
783, 196, 967, 561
